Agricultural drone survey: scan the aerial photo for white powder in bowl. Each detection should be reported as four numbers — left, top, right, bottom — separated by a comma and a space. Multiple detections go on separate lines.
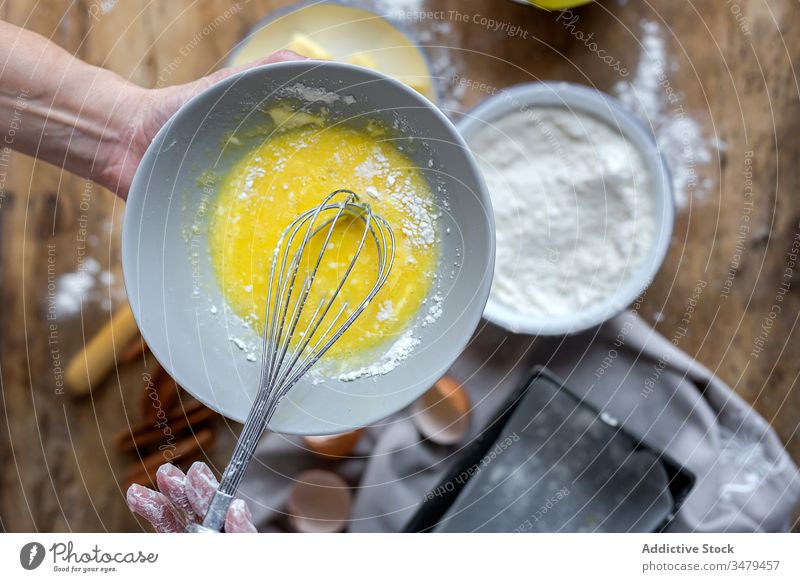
467, 107, 656, 319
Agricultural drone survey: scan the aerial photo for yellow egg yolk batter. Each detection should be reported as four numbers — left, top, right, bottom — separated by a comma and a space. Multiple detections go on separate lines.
209, 119, 439, 364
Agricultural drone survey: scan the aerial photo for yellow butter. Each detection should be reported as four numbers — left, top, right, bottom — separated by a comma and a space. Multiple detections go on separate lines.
286, 33, 332, 60
347, 52, 379, 69
268, 106, 324, 130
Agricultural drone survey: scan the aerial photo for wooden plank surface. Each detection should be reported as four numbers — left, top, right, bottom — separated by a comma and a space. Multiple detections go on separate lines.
0, 0, 798, 531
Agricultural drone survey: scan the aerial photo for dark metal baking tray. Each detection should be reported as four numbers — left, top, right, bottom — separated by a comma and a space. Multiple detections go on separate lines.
405, 367, 695, 532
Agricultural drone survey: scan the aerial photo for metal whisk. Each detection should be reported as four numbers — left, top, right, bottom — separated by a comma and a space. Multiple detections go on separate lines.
189, 189, 394, 532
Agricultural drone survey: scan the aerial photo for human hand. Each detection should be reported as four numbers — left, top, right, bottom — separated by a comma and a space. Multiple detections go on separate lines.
0, 19, 305, 199
126, 462, 256, 533
113, 50, 306, 198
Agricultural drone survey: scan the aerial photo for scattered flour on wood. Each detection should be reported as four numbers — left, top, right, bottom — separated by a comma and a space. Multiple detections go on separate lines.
54, 257, 124, 315
613, 20, 721, 208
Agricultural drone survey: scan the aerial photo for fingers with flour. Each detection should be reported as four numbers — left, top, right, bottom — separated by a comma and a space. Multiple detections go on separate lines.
184, 463, 257, 532
126, 484, 184, 533
225, 499, 257, 533
156, 463, 198, 523
185, 461, 219, 518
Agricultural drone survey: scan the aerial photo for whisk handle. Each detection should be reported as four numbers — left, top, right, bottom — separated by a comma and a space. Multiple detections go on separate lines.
186, 490, 234, 533
187, 395, 275, 532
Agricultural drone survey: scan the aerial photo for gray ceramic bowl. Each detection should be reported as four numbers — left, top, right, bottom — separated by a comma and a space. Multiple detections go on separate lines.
458, 82, 674, 336
122, 61, 494, 434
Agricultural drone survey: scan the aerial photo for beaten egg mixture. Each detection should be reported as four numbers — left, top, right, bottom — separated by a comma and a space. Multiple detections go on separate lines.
208, 111, 439, 364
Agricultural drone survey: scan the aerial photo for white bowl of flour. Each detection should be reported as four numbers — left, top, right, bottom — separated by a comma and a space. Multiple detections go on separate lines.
459, 82, 673, 335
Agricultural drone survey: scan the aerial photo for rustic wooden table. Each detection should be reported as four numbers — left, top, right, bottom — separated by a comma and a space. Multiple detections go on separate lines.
1, 0, 798, 532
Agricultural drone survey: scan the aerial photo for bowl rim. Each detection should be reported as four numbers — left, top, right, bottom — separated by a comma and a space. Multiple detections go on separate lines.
122, 60, 494, 432
224, 0, 440, 102
457, 81, 675, 336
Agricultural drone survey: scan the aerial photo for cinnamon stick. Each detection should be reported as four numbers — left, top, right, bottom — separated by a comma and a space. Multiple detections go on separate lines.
141, 365, 180, 423
115, 399, 210, 454
121, 335, 147, 364
124, 427, 215, 489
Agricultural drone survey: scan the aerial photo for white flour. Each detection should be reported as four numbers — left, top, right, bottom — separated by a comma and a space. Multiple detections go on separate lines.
337, 330, 420, 382
467, 107, 655, 319
613, 20, 718, 208
284, 82, 344, 106
53, 257, 124, 315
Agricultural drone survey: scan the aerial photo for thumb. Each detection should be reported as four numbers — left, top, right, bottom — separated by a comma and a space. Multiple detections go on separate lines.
192, 50, 310, 94
142, 50, 310, 142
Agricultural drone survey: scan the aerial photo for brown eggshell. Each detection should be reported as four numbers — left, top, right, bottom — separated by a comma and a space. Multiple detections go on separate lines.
302, 429, 363, 459
411, 376, 471, 445
288, 469, 352, 533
